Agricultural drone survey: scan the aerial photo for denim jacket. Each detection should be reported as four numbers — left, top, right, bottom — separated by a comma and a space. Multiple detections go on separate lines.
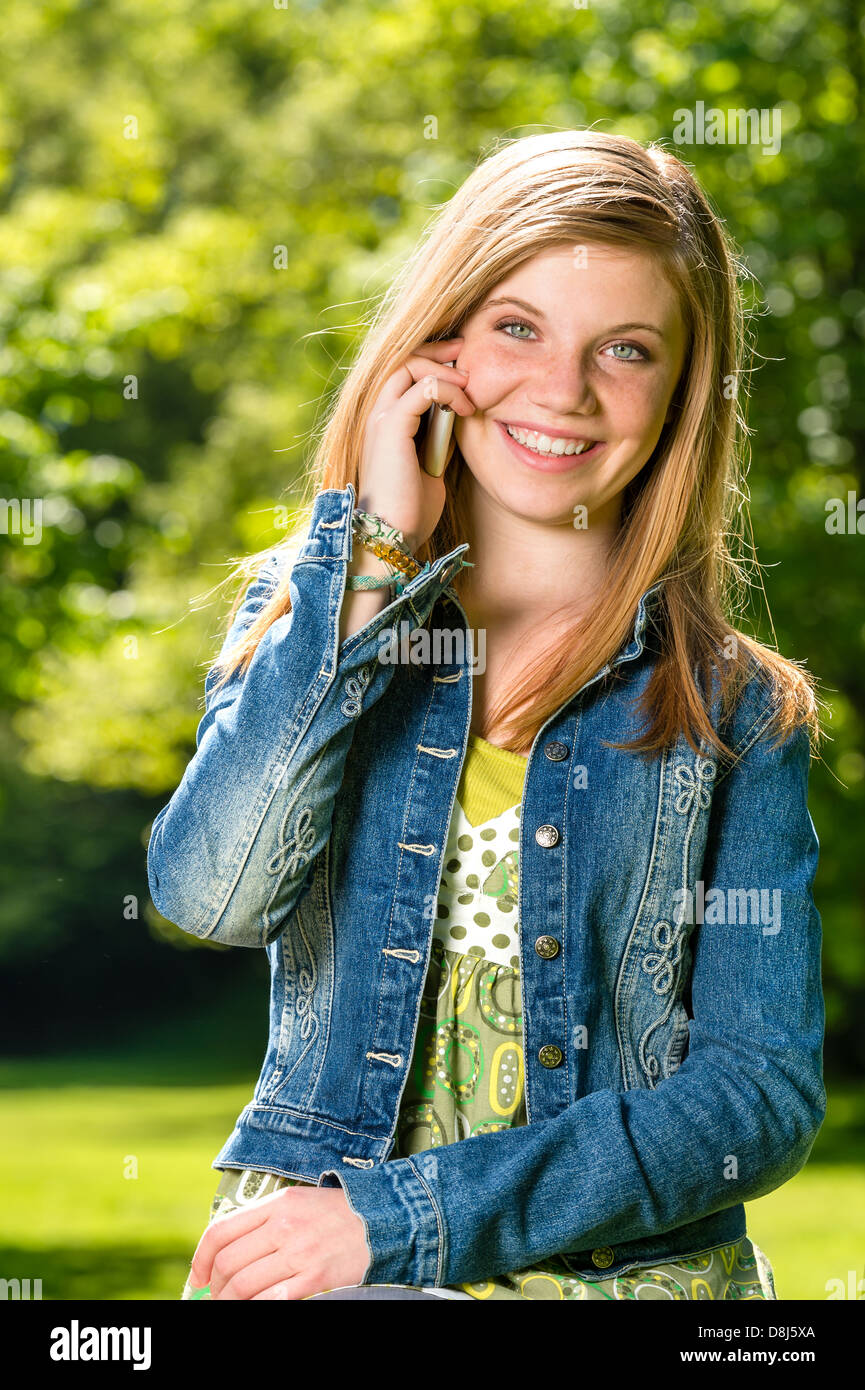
146, 483, 826, 1289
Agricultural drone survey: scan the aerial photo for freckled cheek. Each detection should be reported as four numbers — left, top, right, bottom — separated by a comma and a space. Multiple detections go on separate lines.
609, 376, 672, 438
455, 343, 524, 408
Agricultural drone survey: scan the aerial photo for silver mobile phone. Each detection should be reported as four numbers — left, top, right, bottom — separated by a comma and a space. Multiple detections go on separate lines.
420, 361, 456, 478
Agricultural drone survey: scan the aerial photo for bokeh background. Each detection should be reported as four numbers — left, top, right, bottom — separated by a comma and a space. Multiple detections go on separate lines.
0, 0, 863, 1300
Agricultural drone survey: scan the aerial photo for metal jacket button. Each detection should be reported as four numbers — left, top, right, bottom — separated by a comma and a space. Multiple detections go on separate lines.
535, 824, 559, 848
535, 935, 560, 959
591, 1247, 615, 1269
538, 1044, 563, 1068
544, 741, 569, 761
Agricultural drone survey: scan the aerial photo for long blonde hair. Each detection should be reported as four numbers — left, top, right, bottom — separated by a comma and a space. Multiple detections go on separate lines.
208, 129, 819, 760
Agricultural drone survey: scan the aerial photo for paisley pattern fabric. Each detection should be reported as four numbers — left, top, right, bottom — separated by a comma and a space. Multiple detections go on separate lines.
182, 735, 777, 1301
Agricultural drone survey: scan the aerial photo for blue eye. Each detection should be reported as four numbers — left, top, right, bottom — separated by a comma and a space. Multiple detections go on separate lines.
495, 321, 649, 360
497, 318, 535, 340
606, 342, 648, 362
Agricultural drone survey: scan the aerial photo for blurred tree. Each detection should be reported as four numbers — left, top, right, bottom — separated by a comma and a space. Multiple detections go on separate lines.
0, 0, 861, 1068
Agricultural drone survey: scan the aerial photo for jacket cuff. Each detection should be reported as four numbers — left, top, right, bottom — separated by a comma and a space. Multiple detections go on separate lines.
317, 1155, 445, 1287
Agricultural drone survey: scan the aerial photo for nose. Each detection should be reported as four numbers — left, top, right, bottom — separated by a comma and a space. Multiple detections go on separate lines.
526, 354, 597, 417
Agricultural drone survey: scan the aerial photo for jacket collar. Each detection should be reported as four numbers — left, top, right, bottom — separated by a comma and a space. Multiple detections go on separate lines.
620, 579, 665, 664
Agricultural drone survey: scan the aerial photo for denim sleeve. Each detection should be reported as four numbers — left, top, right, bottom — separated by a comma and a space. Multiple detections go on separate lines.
319, 715, 827, 1288
146, 484, 469, 948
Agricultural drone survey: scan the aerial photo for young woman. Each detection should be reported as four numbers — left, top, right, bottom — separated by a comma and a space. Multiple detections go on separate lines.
147, 129, 826, 1301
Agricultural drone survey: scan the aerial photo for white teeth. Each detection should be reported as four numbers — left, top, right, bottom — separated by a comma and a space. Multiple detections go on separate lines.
505, 424, 593, 456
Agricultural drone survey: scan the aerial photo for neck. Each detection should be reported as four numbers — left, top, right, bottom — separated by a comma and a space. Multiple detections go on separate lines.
454, 477, 622, 632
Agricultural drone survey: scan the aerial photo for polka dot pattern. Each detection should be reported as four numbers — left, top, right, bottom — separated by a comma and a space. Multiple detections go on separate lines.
433, 798, 521, 967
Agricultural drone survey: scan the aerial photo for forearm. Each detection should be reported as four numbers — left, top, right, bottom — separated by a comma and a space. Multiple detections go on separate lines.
338, 546, 397, 646
323, 717, 826, 1288
148, 488, 467, 947
323, 1044, 825, 1288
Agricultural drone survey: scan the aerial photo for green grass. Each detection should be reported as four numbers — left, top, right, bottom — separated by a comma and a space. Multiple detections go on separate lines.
745, 1085, 865, 1300
1, 1009, 862, 1300
0, 1078, 252, 1300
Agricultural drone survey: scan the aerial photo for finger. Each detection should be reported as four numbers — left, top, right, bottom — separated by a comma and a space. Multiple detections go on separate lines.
250, 1281, 292, 1300
404, 355, 468, 385
403, 375, 474, 419
252, 1273, 340, 1302
368, 377, 473, 436
187, 1198, 276, 1290
209, 1224, 282, 1299
375, 356, 467, 410
413, 336, 464, 361
215, 1250, 299, 1301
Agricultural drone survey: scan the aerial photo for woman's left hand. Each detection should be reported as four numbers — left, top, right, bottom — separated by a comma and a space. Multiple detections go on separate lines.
187, 1184, 370, 1300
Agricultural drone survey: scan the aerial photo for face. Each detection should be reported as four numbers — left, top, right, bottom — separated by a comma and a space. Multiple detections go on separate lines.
452, 242, 687, 530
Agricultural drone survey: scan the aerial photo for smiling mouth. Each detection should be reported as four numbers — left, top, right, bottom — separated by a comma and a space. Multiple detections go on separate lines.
501, 423, 600, 457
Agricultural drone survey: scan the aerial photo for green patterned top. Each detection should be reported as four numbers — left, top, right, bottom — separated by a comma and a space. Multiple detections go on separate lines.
391, 733, 527, 1153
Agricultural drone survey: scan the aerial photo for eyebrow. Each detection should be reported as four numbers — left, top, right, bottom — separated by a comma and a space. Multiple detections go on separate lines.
481, 297, 666, 338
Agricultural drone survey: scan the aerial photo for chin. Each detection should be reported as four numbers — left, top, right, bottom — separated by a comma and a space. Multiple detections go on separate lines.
479, 473, 589, 520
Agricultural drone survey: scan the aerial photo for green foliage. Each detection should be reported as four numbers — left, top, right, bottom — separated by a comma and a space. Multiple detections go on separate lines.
0, 1025, 861, 1299
0, 0, 862, 1070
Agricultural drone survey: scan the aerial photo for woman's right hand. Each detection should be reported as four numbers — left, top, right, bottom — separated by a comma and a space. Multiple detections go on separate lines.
357, 336, 475, 551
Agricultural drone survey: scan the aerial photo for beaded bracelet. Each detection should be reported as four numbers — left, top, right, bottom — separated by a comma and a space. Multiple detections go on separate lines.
348, 506, 423, 593
351, 507, 410, 552
351, 508, 419, 570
